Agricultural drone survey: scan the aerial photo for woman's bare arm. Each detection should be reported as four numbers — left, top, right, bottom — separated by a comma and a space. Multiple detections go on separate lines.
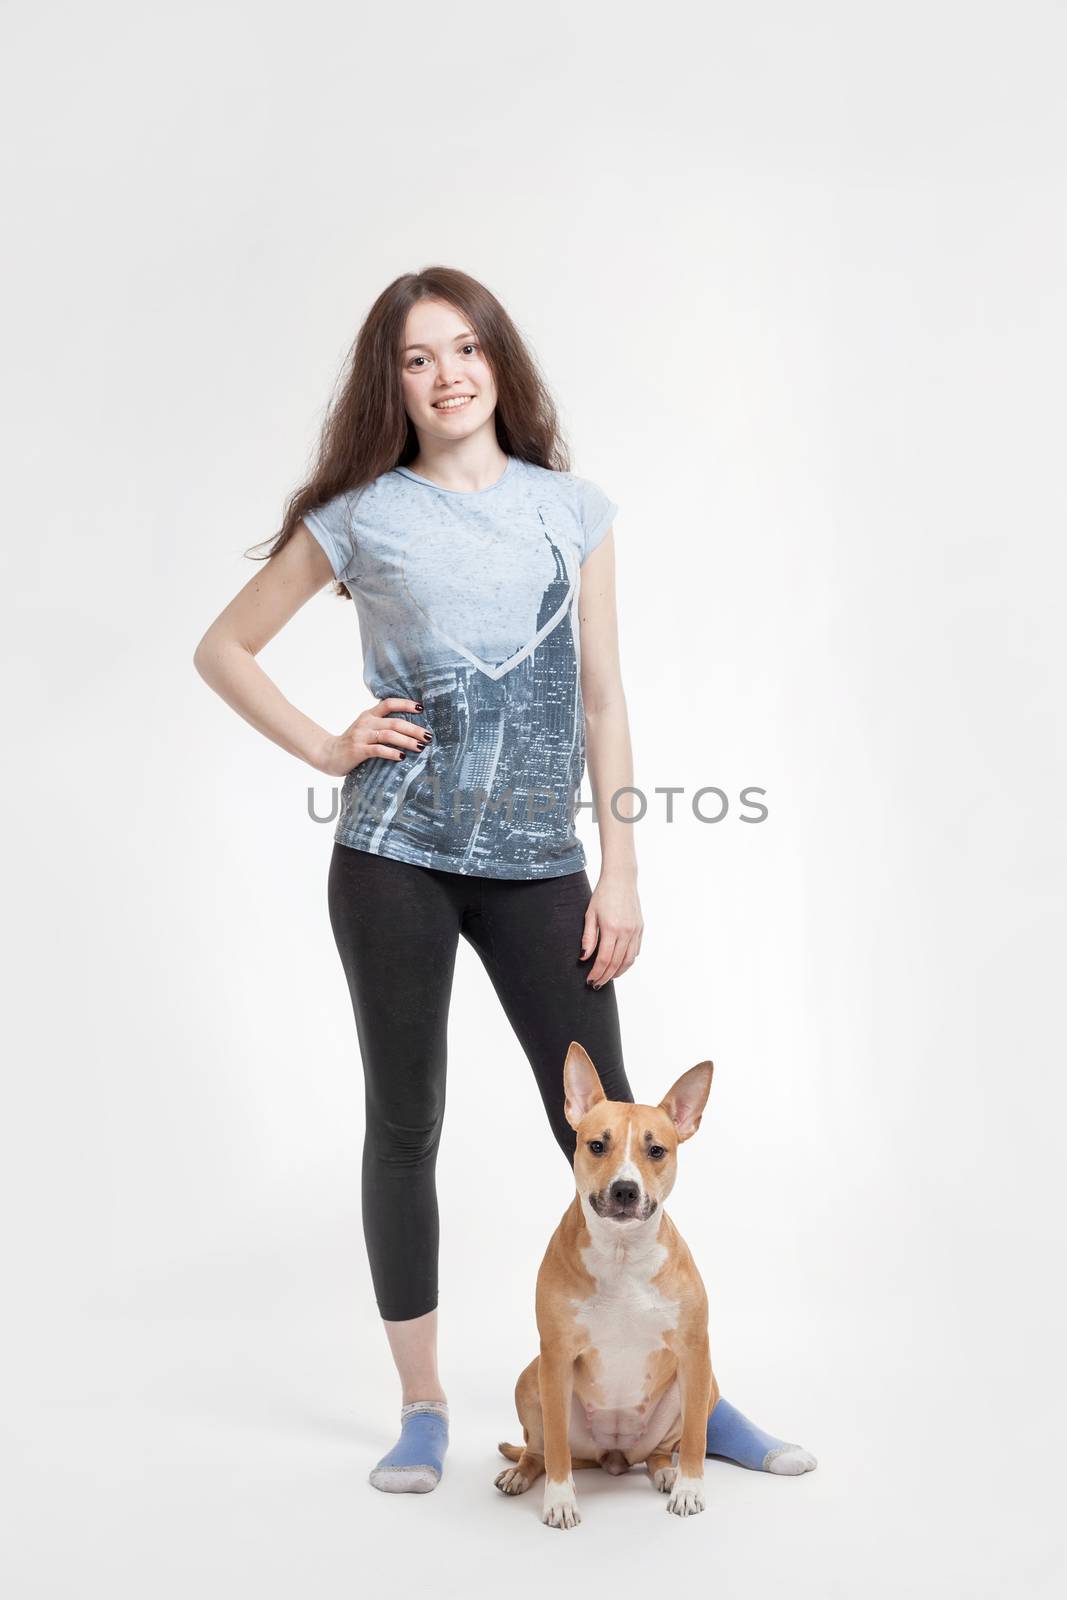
579, 530, 638, 877
577, 530, 644, 983
192, 523, 426, 776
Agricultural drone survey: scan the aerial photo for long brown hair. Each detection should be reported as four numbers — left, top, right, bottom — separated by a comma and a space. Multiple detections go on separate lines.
247, 265, 571, 598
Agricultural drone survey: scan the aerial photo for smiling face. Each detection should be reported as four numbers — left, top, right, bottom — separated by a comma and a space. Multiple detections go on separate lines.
563, 1043, 714, 1230
399, 297, 498, 446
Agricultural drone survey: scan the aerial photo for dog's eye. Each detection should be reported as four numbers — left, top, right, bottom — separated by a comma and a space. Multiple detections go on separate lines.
588, 1140, 605, 1155
648, 1145, 666, 1159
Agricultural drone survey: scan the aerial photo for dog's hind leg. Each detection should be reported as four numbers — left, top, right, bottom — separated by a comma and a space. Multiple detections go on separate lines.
495, 1359, 599, 1494
646, 1450, 677, 1493
495, 1446, 546, 1495
497, 1361, 549, 1494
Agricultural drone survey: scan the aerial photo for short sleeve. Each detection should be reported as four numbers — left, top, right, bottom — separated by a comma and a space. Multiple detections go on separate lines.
574, 475, 619, 563
302, 493, 359, 585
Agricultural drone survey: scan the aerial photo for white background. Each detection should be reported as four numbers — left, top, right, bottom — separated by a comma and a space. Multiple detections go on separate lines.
4, 2, 1065, 1594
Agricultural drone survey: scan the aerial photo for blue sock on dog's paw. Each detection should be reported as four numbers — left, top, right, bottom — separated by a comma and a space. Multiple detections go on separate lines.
705, 1396, 816, 1474
369, 1400, 449, 1493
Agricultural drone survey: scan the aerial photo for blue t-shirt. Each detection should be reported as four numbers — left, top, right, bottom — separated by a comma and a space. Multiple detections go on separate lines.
303, 453, 617, 878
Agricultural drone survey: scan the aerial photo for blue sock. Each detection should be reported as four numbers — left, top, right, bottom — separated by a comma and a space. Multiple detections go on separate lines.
705, 1395, 817, 1474
368, 1400, 450, 1493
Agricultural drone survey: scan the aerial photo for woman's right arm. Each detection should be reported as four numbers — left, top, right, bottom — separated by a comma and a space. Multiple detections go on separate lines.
192, 522, 426, 776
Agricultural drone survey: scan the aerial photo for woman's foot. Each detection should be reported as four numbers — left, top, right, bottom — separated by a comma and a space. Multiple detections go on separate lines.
705, 1395, 817, 1474
369, 1399, 450, 1493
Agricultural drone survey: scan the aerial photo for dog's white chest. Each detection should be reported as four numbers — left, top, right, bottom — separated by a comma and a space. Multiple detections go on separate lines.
570, 1237, 679, 1439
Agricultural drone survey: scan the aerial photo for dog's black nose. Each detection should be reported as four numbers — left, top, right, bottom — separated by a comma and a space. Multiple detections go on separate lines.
610, 1179, 640, 1206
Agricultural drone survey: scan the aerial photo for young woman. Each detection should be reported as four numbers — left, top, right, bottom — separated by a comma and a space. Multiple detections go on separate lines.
193, 266, 815, 1493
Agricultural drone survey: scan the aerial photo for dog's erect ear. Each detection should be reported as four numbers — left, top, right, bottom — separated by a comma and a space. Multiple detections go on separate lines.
658, 1061, 714, 1143
563, 1041, 607, 1131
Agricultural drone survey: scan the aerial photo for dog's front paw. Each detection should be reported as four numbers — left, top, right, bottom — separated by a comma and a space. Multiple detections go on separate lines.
651, 1463, 677, 1493
542, 1476, 581, 1529
666, 1474, 706, 1517
495, 1465, 530, 1495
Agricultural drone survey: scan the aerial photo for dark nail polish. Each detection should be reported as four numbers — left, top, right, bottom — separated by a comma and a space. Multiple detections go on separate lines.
414, 702, 424, 710
398, 751, 406, 759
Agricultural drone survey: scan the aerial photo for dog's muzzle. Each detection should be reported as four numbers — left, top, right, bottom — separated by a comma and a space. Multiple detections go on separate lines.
589, 1178, 658, 1222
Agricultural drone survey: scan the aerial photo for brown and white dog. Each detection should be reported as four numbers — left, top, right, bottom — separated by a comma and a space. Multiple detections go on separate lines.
495, 1041, 718, 1527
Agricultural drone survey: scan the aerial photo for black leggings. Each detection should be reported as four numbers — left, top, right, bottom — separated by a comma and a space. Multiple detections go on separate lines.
327, 841, 635, 1320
